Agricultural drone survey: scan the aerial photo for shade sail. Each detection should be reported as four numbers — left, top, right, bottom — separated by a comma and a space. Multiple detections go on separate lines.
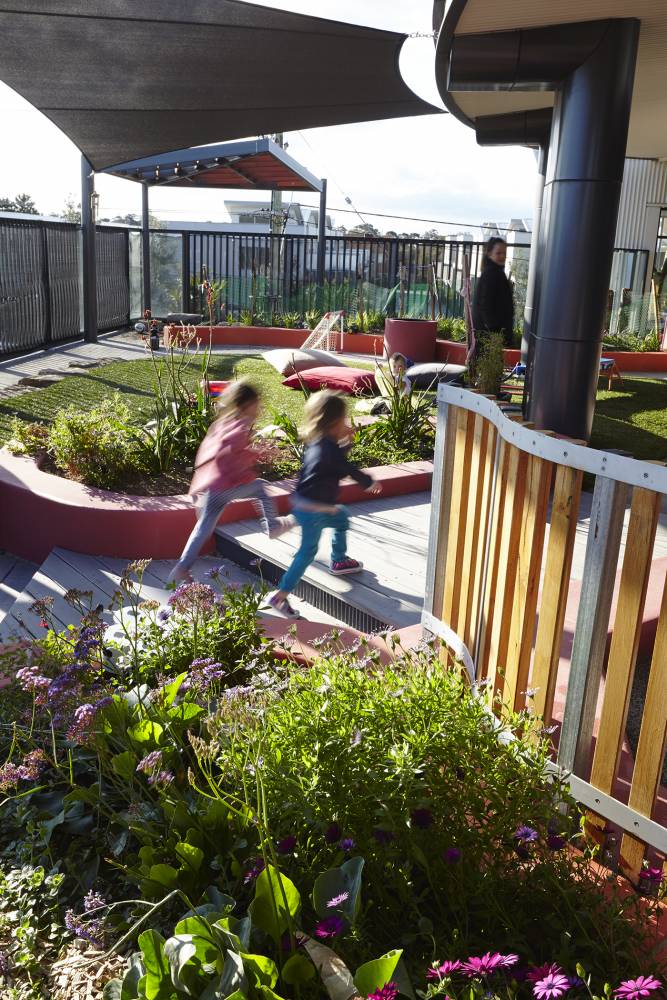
0, 0, 441, 170
104, 138, 323, 192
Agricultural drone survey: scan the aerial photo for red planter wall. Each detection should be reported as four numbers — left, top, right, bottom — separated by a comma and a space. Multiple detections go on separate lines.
163, 325, 384, 356
384, 319, 437, 363
435, 339, 667, 373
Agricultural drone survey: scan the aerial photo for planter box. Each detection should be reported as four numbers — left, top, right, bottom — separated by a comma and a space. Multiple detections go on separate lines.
435, 339, 667, 374
163, 324, 384, 356
0, 450, 432, 563
385, 318, 437, 363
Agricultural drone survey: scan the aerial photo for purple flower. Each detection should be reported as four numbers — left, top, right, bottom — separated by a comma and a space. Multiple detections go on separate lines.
515, 845, 531, 860
243, 858, 265, 884
615, 978, 662, 1000
157, 608, 172, 623
66, 703, 98, 744
314, 915, 344, 940
276, 835, 297, 855
411, 807, 434, 829
444, 847, 462, 864
340, 837, 355, 853
372, 827, 395, 845
136, 751, 163, 774
327, 892, 350, 908
350, 729, 363, 747
514, 825, 539, 842
368, 984, 398, 1000
147, 770, 174, 788
533, 972, 571, 1000
427, 960, 462, 981
325, 822, 342, 844
547, 834, 567, 851
204, 565, 223, 580
64, 909, 105, 949
642, 867, 664, 884
463, 953, 518, 977
168, 582, 216, 615
83, 889, 106, 913
16, 665, 50, 697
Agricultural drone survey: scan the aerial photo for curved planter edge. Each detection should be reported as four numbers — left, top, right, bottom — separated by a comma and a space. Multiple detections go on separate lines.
0, 451, 432, 563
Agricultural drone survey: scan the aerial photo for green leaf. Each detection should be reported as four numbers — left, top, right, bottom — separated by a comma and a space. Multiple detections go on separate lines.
148, 864, 179, 890
354, 950, 403, 998
138, 930, 174, 1000
248, 866, 300, 942
240, 953, 279, 989
312, 857, 364, 924
168, 703, 205, 725
218, 950, 248, 998
102, 981, 123, 1000
162, 672, 187, 707
128, 720, 164, 746
174, 916, 217, 941
282, 953, 315, 985
175, 841, 205, 871
164, 933, 218, 994
121, 954, 146, 999
111, 751, 138, 782
163, 935, 196, 992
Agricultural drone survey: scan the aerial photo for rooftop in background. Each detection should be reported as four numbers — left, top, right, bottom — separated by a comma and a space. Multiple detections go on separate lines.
103, 138, 323, 193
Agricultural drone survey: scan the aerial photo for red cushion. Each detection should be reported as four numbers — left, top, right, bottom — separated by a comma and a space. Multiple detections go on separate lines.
282, 366, 376, 395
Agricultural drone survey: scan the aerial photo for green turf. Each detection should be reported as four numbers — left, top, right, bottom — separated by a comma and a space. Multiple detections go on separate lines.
1, 358, 665, 463
590, 378, 667, 461
0, 354, 374, 443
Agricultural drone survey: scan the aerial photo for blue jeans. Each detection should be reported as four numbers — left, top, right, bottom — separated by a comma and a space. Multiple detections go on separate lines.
278, 506, 349, 594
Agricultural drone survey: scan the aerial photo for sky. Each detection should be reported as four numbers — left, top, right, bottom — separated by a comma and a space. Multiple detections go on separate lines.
0, 0, 539, 236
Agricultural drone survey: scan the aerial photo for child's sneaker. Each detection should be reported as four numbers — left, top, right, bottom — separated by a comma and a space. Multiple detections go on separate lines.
262, 593, 301, 618
330, 558, 364, 576
267, 516, 294, 539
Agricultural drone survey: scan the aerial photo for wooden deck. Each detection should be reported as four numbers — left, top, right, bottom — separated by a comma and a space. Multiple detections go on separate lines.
216, 492, 430, 630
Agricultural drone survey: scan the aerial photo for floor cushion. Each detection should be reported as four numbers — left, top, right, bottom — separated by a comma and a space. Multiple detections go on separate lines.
282, 366, 377, 396
263, 347, 346, 377
406, 362, 467, 390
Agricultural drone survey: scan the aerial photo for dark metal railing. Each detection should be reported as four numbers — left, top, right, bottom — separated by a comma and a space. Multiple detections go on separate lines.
0, 215, 652, 357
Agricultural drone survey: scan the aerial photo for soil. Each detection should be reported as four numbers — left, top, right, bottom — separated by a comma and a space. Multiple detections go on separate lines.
37, 452, 192, 496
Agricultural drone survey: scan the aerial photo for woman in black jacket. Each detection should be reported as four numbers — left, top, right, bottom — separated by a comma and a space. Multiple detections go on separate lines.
472, 237, 515, 348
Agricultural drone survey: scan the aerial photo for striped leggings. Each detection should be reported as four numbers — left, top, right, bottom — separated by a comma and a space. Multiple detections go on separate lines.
176, 480, 278, 572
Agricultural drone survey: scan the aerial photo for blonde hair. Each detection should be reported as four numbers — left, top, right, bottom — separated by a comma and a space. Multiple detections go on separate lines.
301, 390, 346, 443
215, 378, 259, 420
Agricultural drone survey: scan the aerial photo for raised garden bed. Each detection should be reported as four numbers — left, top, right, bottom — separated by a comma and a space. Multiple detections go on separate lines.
163, 323, 385, 356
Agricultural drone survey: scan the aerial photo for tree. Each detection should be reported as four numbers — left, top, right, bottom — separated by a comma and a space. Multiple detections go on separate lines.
347, 222, 380, 238
13, 193, 38, 214
61, 195, 81, 223
422, 228, 441, 240
0, 193, 39, 214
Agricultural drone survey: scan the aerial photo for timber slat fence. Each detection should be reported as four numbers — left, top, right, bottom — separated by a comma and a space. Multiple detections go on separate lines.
424, 385, 667, 880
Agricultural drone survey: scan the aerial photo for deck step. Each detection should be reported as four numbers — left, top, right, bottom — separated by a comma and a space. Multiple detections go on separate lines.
0, 553, 38, 626
215, 493, 428, 633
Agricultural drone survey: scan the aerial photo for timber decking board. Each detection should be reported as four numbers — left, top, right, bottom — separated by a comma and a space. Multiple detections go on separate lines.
216, 492, 430, 629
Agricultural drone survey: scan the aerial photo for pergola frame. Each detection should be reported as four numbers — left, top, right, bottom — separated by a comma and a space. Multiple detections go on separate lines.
84, 138, 328, 334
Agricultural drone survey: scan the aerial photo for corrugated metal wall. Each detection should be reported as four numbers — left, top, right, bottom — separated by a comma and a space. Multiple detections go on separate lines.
615, 158, 667, 250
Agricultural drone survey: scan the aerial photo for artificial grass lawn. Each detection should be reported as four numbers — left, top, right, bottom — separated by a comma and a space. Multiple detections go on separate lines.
0, 357, 665, 463
0, 354, 372, 444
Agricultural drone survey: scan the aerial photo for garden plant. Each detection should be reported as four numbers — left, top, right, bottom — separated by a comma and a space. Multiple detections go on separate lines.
0, 565, 663, 999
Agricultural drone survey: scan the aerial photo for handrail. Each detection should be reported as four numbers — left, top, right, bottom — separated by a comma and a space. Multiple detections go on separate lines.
437, 384, 667, 492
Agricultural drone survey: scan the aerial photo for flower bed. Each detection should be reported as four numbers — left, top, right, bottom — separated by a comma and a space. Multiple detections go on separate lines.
435, 340, 667, 373
0, 568, 663, 998
163, 324, 385, 357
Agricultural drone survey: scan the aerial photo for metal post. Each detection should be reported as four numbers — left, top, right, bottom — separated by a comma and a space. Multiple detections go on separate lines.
80, 154, 97, 342
521, 144, 548, 364
527, 20, 640, 439
316, 178, 327, 298
141, 182, 151, 313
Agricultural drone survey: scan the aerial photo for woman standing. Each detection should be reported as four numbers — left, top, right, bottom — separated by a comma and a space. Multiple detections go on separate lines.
472, 237, 515, 348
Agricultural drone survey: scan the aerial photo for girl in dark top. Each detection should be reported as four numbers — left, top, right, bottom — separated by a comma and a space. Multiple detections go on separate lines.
266, 391, 382, 618
472, 237, 515, 348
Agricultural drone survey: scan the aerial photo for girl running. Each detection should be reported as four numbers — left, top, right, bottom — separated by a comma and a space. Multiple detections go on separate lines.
266, 390, 382, 618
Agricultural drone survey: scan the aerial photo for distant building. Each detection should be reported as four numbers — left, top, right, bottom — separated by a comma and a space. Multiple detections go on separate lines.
161, 201, 341, 236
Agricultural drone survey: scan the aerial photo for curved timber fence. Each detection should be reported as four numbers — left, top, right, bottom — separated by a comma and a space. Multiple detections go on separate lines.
424, 384, 667, 881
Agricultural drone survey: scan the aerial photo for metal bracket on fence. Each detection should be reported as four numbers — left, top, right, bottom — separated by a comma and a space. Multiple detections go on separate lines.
545, 762, 667, 855
421, 610, 476, 683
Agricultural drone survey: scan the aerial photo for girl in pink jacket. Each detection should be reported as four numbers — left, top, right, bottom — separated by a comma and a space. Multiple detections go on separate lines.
168, 380, 289, 583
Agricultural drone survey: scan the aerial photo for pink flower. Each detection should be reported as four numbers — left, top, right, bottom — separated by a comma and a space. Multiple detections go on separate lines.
615, 977, 662, 1000
367, 985, 398, 1000
533, 972, 571, 1000
314, 915, 344, 939
427, 960, 462, 981
528, 965, 563, 983
462, 953, 518, 977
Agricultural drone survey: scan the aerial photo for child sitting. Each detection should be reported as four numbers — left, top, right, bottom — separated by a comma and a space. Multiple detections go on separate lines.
265, 391, 382, 618
168, 380, 289, 584
372, 352, 411, 414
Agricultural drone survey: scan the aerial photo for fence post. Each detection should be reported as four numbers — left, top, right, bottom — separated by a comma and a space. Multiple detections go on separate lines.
558, 477, 628, 775
80, 154, 98, 342
181, 235, 191, 313
141, 182, 151, 314
40, 225, 52, 346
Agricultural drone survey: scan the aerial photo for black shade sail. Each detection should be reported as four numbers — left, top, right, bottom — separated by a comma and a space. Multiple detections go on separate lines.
0, 0, 441, 170
104, 138, 323, 192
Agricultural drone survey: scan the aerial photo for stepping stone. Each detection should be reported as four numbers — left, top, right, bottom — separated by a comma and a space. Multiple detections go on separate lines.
18, 374, 65, 387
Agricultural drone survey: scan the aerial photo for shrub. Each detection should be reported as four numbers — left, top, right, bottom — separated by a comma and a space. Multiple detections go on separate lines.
6, 418, 50, 457
205, 652, 656, 984
0, 865, 65, 996
437, 317, 468, 342
49, 395, 142, 488
476, 332, 505, 396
